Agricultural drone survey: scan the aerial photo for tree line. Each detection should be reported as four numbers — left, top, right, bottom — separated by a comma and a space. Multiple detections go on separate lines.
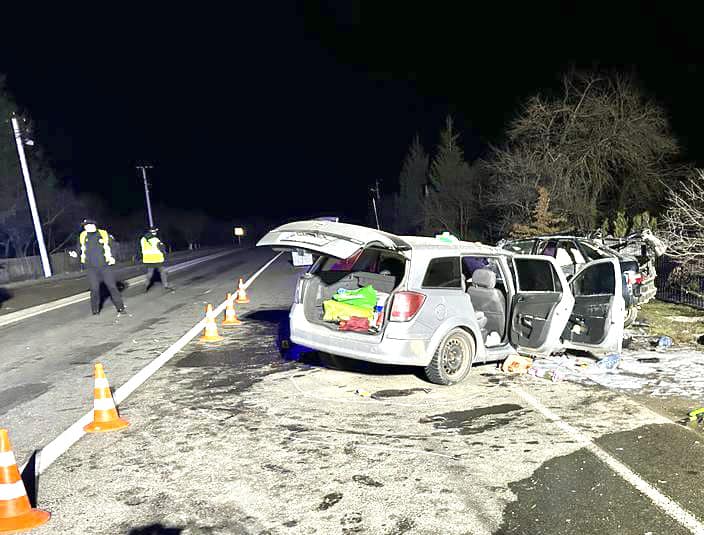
379, 70, 688, 245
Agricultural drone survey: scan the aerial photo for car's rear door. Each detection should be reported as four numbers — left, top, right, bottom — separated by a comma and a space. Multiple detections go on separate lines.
561, 258, 624, 354
510, 256, 574, 355
256, 220, 410, 258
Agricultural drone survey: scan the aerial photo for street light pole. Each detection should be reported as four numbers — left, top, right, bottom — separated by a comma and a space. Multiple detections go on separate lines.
11, 116, 52, 277
137, 165, 154, 228
370, 180, 381, 230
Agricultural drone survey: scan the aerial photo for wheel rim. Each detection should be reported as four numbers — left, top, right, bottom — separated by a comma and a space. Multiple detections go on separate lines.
441, 335, 469, 377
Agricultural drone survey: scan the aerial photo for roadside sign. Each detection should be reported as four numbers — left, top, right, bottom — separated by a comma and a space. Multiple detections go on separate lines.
234, 227, 245, 237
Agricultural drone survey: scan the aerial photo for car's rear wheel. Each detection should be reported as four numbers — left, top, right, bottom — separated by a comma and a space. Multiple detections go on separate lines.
624, 306, 638, 328
424, 328, 475, 385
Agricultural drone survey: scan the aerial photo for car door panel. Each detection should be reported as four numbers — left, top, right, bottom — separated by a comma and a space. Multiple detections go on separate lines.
510, 256, 574, 355
510, 292, 563, 349
562, 258, 624, 354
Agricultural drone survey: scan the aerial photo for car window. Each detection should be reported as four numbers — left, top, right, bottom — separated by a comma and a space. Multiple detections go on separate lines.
579, 242, 607, 261
320, 249, 378, 272
571, 262, 615, 296
538, 240, 558, 257
502, 240, 535, 254
515, 258, 562, 292
462, 256, 503, 283
423, 257, 462, 288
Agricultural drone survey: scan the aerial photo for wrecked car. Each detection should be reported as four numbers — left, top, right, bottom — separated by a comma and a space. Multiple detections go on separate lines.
258, 221, 624, 385
498, 234, 661, 326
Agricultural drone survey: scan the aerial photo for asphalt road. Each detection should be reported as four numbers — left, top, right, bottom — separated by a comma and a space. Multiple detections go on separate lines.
3, 249, 704, 534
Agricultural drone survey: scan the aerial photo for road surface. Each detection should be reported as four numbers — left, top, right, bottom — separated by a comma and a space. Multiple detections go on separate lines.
2, 248, 704, 534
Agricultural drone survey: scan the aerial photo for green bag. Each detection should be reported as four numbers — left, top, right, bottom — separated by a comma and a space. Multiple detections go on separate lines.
331, 285, 377, 309
323, 300, 375, 322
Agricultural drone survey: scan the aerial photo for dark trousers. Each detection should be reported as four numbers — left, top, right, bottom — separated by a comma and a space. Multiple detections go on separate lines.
145, 265, 169, 290
87, 266, 124, 313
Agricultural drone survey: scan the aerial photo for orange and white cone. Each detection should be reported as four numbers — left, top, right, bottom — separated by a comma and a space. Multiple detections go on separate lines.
84, 364, 129, 433
222, 293, 242, 326
200, 304, 223, 342
235, 278, 250, 304
0, 429, 50, 533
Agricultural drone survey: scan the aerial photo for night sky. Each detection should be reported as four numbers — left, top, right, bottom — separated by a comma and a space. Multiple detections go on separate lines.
1, 4, 703, 225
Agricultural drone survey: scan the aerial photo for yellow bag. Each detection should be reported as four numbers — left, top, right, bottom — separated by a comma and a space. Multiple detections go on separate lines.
323, 300, 374, 322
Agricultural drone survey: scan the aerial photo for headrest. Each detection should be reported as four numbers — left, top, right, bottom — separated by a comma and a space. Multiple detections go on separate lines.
472, 268, 496, 289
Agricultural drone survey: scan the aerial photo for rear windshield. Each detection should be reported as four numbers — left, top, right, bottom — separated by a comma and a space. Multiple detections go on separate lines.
319, 249, 405, 278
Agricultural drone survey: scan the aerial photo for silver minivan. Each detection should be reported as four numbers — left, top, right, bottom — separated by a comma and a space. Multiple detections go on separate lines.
258, 220, 624, 385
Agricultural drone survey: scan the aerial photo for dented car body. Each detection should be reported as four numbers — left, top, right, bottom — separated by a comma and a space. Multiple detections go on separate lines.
258, 221, 624, 385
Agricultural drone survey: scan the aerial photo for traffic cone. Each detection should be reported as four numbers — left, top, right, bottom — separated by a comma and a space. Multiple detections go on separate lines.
222, 293, 242, 326
200, 304, 223, 342
0, 429, 50, 533
235, 278, 250, 304
84, 364, 129, 433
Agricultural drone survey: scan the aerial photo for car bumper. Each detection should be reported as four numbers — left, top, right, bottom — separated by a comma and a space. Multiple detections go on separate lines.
289, 305, 431, 366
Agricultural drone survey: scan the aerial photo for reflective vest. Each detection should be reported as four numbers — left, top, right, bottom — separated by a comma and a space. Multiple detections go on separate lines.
79, 229, 115, 265
141, 236, 165, 264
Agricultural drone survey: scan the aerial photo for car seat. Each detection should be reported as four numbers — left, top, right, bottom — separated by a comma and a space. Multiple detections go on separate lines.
467, 268, 506, 340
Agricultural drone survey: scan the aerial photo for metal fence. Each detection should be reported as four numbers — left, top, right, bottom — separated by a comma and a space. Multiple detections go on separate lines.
655, 256, 704, 309
0, 241, 138, 284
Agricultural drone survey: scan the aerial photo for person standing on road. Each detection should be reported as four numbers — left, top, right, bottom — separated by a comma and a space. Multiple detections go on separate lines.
140, 227, 173, 292
74, 218, 126, 315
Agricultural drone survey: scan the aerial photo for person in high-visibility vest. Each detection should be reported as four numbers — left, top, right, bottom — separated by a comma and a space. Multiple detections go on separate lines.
74, 218, 126, 315
140, 228, 173, 292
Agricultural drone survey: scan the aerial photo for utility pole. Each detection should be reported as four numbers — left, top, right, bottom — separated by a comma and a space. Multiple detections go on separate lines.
11, 116, 52, 277
137, 165, 154, 228
370, 179, 381, 230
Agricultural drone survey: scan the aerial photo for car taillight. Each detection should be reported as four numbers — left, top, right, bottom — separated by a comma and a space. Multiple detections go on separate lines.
389, 291, 426, 322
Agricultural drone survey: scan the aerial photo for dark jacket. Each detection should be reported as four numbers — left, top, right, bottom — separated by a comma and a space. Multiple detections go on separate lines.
79, 229, 115, 268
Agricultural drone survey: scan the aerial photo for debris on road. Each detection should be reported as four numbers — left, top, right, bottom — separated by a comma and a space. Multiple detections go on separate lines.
657, 335, 674, 349
501, 355, 533, 374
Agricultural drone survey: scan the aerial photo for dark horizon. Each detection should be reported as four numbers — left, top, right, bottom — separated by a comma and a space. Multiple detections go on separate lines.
1, 4, 703, 224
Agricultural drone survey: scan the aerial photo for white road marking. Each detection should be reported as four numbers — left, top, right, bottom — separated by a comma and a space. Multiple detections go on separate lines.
30, 252, 283, 475
0, 249, 236, 328
510, 385, 704, 535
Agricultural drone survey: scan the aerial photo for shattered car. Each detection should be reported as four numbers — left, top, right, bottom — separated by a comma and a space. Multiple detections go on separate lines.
498, 234, 663, 326
258, 220, 624, 385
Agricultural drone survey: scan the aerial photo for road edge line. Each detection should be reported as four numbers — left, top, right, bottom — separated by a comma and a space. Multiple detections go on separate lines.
510, 385, 704, 535
32, 251, 282, 474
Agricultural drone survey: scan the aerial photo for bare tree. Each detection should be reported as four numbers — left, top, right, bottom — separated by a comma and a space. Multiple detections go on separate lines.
662, 169, 704, 260
484, 70, 679, 233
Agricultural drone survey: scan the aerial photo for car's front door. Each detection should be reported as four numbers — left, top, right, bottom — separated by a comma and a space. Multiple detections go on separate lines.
561, 258, 624, 354
510, 256, 574, 355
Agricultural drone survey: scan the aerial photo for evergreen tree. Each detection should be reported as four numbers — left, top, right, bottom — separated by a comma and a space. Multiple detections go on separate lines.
423, 116, 478, 239
510, 187, 566, 237
613, 210, 629, 238
396, 135, 428, 234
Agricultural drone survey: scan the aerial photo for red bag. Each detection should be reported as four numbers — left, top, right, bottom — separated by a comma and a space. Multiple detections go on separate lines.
339, 316, 370, 332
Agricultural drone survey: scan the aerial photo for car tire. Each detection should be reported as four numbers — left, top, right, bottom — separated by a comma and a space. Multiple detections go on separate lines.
424, 328, 475, 385
624, 306, 638, 328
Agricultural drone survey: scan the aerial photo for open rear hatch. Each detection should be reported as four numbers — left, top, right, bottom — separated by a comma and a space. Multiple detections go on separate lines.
256, 220, 411, 259
258, 221, 411, 337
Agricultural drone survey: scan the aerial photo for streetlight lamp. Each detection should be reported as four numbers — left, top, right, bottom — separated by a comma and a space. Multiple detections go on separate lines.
11, 115, 52, 277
